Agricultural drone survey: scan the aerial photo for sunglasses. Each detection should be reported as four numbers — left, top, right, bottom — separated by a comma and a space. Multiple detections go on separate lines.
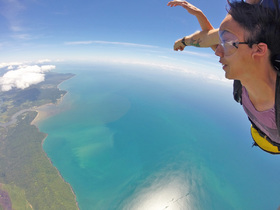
219, 30, 249, 56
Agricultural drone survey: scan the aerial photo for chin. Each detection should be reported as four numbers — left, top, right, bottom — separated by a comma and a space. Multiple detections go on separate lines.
225, 73, 234, 80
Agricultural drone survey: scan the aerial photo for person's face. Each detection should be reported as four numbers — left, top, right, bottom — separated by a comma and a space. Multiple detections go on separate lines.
215, 15, 253, 80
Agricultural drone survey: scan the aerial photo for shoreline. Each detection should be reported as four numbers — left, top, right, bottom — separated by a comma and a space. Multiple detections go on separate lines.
31, 83, 72, 126
31, 91, 80, 209
31, 103, 55, 126
31, 93, 69, 126
40, 133, 80, 210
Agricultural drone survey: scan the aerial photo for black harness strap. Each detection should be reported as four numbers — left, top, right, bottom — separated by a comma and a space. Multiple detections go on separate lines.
233, 80, 242, 104
275, 75, 280, 135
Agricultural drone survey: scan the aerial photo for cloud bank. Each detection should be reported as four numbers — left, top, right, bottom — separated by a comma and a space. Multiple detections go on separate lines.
0, 65, 55, 91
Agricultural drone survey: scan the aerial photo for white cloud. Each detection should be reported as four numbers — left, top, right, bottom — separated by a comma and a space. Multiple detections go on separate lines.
41, 65, 55, 72
181, 49, 215, 57
0, 62, 24, 69
64, 40, 158, 48
12, 33, 33, 40
0, 59, 53, 69
0, 64, 55, 91
36, 59, 52, 64
65, 41, 94, 45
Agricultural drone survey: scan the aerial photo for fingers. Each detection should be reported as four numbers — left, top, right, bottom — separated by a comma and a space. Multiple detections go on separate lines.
168, 1, 201, 16
174, 46, 184, 51
167, 2, 180, 7
174, 42, 185, 51
167, 0, 185, 7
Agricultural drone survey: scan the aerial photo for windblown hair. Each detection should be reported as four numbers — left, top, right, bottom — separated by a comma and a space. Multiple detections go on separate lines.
227, 0, 280, 70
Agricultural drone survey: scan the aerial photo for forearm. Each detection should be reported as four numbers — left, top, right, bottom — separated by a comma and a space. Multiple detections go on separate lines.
174, 29, 219, 51
183, 28, 219, 48
196, 13, 214, 31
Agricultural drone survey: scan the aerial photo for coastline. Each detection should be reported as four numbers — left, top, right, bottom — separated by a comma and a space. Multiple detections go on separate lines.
31, 93, 68, 126
31, 92, 80, 209
40, 133, 80, 210
31, 83, 72, 126
31, 103, 55, 126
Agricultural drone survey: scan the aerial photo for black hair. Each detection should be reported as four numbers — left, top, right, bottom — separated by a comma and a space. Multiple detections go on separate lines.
227, 0, 280, 71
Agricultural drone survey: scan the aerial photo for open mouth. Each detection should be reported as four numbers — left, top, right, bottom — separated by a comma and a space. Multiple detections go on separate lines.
221, 63, 227, 69
219, 60, 227, 69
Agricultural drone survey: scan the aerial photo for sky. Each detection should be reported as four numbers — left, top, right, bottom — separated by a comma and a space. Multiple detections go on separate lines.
0, 0, 229, 91
0, 0, 228, 61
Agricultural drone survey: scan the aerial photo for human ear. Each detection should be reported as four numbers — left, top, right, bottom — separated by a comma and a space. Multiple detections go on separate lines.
246, 0, 260, 4
252, 43, 268, 59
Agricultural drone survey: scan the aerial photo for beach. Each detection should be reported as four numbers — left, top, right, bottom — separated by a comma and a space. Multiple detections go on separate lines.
31, 102, 65, 126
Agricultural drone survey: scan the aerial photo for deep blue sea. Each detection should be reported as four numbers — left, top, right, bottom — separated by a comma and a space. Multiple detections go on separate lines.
40, 63, 280, 210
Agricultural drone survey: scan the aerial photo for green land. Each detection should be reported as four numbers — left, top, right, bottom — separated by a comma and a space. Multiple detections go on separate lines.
0, 72, 79, 209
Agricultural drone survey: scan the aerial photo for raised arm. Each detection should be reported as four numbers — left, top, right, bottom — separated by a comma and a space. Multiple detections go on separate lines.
167, 0, 261, 51
167, 1, 219, 51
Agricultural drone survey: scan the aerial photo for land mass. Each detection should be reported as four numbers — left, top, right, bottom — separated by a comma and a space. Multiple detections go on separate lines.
0, 72, 79, 209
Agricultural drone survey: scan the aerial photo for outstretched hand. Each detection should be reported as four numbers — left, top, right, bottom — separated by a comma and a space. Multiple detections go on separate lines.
167, 0, 202, 16
174, 38, 186, 51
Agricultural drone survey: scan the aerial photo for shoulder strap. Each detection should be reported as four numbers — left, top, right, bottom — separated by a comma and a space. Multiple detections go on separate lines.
233, 80, 242, 105
275, 75, 280, 135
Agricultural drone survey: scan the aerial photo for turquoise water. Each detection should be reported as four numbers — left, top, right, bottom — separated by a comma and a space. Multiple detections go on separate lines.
40, 63, 280, 209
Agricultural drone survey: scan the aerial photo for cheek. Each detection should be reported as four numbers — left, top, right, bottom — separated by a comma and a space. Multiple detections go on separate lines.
225, 54, 246, 75
229, 51, 250, 67
238, 53, 253, 71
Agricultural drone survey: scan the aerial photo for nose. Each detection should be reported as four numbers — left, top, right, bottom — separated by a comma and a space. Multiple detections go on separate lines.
215, 44, 224, 57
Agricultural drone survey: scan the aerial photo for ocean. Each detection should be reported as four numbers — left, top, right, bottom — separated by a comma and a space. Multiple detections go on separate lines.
39, 62, 280, 209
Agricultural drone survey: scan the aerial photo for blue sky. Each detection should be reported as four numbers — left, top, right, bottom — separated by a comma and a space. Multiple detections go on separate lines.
0, 0, 227, 63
